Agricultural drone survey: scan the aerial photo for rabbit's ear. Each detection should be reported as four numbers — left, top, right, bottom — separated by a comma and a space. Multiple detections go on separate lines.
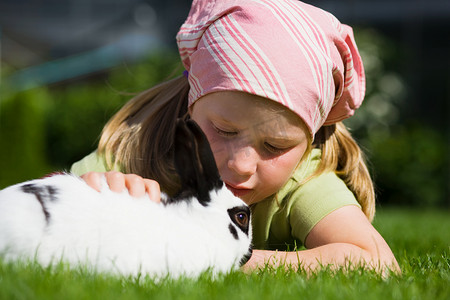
186, 119, 222, 190
172, 119, 222, 206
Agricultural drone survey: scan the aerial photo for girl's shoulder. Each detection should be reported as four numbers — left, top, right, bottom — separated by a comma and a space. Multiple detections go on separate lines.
267, 149, 361, 244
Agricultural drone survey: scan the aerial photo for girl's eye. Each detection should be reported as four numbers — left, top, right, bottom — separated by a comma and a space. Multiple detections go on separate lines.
213, 125, 237, 137
264, 142, 287, 154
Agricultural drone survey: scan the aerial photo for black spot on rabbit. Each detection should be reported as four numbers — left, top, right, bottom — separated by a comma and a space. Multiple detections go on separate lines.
21, 184, 58, 222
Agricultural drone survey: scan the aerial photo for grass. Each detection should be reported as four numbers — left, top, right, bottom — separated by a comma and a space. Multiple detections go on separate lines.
0, 207, 449, 300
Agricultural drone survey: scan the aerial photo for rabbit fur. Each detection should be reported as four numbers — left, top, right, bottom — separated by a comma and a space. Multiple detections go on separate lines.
0, 119, 252, 279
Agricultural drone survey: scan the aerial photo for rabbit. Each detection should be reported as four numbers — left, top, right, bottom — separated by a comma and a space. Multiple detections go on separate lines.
0, 119, 252, 279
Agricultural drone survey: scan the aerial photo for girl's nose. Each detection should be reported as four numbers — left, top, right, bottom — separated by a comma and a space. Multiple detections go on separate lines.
227, 146, 258, 176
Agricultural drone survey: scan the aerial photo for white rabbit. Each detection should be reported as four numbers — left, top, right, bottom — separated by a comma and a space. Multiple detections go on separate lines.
0, 119, 252, 279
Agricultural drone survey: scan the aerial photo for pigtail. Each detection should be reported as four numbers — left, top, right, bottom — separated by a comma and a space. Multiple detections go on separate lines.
313, 122, 375, 221
98, 75, 190, 195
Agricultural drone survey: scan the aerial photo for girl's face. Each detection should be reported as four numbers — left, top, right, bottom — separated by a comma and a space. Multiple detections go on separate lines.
190, 91, 310, 205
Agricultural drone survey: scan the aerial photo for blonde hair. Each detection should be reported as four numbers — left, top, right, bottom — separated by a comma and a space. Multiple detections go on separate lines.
313, 122, 376, 221
98, 75, 375, 220
98, 75, 190, 195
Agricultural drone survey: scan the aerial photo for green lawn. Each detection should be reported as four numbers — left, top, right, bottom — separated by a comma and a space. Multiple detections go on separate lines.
1, 207, 449, 300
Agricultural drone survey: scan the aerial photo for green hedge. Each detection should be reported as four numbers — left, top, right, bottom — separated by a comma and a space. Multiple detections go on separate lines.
0, 52, 183, 187
367, 124, 448, 207
0, 88, 52, 184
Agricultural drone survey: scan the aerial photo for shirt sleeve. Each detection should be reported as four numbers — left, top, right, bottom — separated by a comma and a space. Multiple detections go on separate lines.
70, 151, 109, 175
288, 172, 361, 244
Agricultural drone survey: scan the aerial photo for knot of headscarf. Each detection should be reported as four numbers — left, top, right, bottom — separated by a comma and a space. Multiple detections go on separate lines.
176, 0, 365, 136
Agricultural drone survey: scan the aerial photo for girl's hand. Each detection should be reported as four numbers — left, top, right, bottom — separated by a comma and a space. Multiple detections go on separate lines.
80, 171, 161, 203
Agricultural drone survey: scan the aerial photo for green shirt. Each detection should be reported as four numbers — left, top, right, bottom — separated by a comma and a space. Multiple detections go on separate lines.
71, 149, 360, 251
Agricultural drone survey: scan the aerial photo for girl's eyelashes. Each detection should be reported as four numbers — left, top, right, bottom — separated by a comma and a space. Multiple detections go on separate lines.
211, 122, 291, 155
264, 142, 288, 155
212, 124, 238, 137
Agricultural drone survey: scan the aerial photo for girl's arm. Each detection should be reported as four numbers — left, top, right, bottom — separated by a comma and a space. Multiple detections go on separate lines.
243, 205, 400, 273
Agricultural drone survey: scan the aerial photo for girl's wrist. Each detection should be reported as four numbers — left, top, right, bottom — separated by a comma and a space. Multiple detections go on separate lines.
241, 249, 290, 272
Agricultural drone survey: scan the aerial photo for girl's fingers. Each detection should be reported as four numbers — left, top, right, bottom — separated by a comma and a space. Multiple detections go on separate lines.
126, 176, 161, 202
143, 179, 161, 203
105, 171, 127, 193
80, 172, 103, 192
124, 174, 146, 198
80, 171, 161, 202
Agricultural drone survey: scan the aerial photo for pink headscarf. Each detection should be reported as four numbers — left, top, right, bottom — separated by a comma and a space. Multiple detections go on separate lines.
176, 0, 365, 136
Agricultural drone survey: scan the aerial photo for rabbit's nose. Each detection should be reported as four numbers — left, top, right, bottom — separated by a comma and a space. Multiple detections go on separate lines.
227, 146, 258, 176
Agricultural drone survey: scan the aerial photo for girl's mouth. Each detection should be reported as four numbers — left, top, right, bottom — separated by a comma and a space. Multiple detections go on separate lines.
225, 183, 252, 197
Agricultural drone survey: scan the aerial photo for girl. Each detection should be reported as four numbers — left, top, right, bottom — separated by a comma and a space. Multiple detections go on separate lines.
72, 0, 400, 273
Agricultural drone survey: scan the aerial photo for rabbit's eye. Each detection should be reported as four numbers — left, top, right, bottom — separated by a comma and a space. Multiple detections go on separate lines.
234, 211, 248, 227
228, 206, 250, 235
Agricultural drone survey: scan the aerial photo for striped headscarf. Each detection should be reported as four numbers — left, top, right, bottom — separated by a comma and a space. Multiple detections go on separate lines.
176, 0, 365, 136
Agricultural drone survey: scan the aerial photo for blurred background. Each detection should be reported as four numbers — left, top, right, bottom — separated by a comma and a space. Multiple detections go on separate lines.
0, 0, 449, 209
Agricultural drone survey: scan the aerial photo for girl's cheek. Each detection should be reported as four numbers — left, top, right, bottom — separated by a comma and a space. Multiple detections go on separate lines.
211, 140, 232, 170
200, 128, 228, 165
265, 155, 301, 183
